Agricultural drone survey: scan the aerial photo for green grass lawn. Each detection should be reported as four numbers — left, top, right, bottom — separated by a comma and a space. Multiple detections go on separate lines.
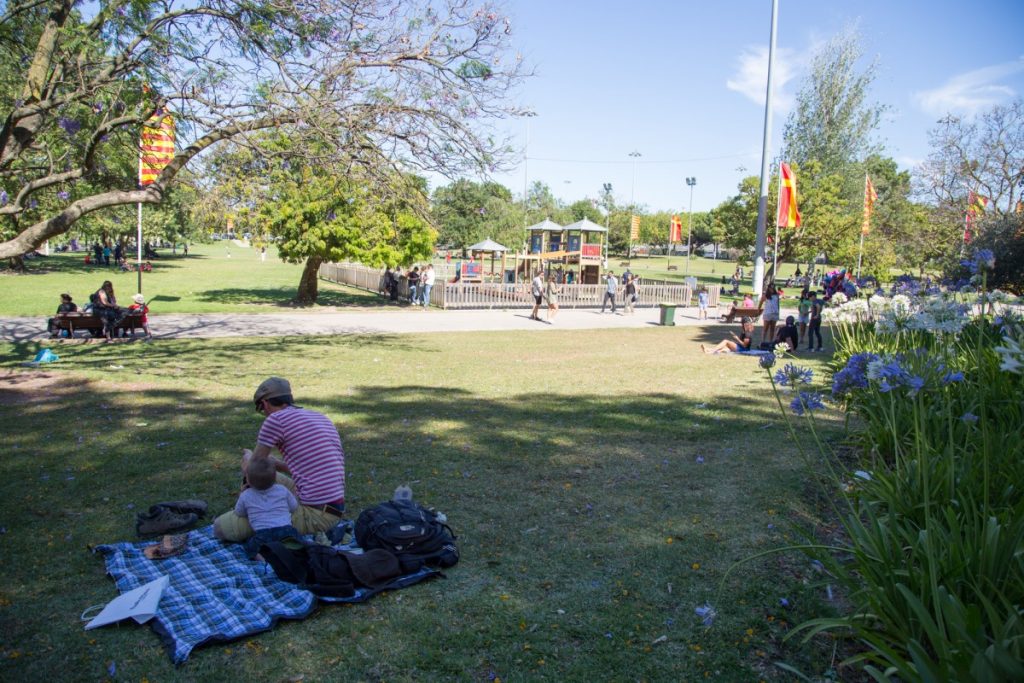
0, 243, 385, 316
0, 326, 848, 682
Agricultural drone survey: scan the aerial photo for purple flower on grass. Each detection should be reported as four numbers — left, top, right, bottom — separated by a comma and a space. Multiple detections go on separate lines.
960, 412, 978, 424
790, 391, 825, 416
57, 190, 70, 201
0, 189, 7, 206
694, 604, 716, 627
779, 598, 790, 608
29, 199, 37, 209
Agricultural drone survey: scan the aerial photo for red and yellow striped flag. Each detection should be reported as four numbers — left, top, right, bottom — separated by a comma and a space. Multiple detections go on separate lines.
669, 215, 682, 243
861, 174, 878, 235
776, 162, 801, 228
630, 215, 641, 241
964, 191, 989, 243
139, 112, 175, 186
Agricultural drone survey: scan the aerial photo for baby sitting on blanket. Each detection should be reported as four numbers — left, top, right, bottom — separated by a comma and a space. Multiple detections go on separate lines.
235, 458, 300, 559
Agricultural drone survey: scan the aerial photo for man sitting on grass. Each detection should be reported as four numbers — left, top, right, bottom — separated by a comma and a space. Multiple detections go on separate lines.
214, 377, 346, 544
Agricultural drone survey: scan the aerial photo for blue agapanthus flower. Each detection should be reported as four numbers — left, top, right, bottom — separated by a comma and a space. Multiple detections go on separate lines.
962, 249, 995, 275
791, 391, 826, 416
941, 371, 965, 385
759, 353, 776, 370
832, 352, 879, 399
774, 363, 813, 387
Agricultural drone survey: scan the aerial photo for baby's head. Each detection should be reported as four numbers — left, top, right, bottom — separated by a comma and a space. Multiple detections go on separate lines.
246, 458, 277, 491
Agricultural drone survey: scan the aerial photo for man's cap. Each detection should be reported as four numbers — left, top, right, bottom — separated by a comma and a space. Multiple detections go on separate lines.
132, 293, 145, 304
254, 377, 292, 403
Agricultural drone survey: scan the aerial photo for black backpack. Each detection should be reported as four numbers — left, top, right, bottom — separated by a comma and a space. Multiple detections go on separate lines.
355, 500, 459, 573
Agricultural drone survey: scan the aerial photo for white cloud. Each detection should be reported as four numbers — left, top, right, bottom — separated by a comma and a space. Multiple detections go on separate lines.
726, 45, 799, 113
914, 57, 1024, 116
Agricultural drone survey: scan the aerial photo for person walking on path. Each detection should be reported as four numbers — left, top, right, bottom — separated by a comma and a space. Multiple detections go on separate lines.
623, 273, 637, 315
530, 270, 544, 321
807, 291, 824, 351
601, 271, 618, 314
214, 377, 347, 544
697, 286, 709, 320
545, 274, 562, 323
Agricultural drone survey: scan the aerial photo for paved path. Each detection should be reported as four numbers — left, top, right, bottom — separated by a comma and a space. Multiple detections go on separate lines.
2, 305, 742, 342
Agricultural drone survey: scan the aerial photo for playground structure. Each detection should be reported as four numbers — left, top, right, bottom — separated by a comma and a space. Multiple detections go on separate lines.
514, 218, 607, 284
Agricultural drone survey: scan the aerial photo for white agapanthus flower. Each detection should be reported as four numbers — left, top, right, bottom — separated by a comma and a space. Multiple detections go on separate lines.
994, 334, 1024, 374
830, 292, 849, 306
868, 294, 891, 314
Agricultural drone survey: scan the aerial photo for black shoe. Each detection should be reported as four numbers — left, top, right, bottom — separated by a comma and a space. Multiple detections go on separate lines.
136, 506, 199, 536
156, 499, 208, 517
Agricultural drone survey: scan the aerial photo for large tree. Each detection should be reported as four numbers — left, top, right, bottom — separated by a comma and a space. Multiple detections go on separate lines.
0, 0, 526, 262
918, 99, 1024, 219
261, 166, 436, 304
432, 179, 518, 249
781, 25, 886, 176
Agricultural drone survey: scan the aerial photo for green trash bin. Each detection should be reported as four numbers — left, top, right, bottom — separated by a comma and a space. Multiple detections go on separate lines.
659, 302, 677, 326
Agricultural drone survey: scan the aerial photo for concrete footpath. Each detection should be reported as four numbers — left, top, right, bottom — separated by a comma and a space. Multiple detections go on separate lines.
1, 305, 743, 342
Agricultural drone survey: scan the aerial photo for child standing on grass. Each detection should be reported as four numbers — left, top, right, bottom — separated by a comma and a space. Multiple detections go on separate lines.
129, 294, 153, 339
235, 457, 300, 559
697, 286, 709, 320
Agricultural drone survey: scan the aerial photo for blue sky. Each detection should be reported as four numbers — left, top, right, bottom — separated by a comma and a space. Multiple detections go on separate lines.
464, 0, 1024, 214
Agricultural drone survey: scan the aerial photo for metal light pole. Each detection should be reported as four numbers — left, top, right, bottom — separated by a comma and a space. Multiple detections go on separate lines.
629, 151, 641, 260
521, 112, 537, 255
752, 0, 779, 298
602, 182, 613, 270
685, 177, 697, 275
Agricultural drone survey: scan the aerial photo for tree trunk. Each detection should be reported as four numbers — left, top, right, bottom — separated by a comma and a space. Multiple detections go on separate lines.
7, 255, 25, 272
295, 255, 324, 305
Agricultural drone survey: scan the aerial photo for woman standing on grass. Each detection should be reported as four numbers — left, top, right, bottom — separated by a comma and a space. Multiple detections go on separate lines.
760, 282, 780, 346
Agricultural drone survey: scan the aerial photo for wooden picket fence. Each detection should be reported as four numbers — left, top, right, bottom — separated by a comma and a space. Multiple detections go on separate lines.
319, 262, 721, 310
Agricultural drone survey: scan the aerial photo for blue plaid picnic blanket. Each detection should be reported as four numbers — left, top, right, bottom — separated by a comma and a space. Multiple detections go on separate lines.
95, 525, 440, 664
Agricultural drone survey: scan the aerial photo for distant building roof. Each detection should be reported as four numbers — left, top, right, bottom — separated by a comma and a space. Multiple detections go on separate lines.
467, 238, 508, 252
526, 218, 565, 232
562, 218, 607, 233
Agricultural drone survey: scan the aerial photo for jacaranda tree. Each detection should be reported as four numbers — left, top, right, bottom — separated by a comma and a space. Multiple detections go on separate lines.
0, 0, 527, 262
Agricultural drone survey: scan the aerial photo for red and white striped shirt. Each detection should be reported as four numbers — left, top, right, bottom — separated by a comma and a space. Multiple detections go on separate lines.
257, 406, 345, 505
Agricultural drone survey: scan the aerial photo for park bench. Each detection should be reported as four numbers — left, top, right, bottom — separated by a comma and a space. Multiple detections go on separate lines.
52, 311, 144, 338
667, 265, 679, 271
619, 261, 630, 266
719, 306, 762, 323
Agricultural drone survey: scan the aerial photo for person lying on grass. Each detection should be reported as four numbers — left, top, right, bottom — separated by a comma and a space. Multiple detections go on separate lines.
214, 377, 346, 544
702, 318, 754, 354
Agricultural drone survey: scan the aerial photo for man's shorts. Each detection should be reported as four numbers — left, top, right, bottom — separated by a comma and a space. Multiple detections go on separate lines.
214, 474, 344, 542
534, 294, 543, 305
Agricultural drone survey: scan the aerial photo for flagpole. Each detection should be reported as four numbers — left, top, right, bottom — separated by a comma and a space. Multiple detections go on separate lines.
137, 151, 144, 294
772, 161, 781, 281
856, 174, 864, 280
752, 0, 779, 299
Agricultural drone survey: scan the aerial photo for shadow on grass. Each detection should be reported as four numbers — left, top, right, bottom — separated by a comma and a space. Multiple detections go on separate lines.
2, 252, 200, 276
195, 285, 388, 308
0, 362, 837, 680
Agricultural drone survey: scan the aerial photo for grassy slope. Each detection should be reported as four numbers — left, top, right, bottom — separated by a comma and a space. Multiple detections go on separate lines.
0, 327, 845, 682
2, 244, 823, 317
0, 244, 382, 316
